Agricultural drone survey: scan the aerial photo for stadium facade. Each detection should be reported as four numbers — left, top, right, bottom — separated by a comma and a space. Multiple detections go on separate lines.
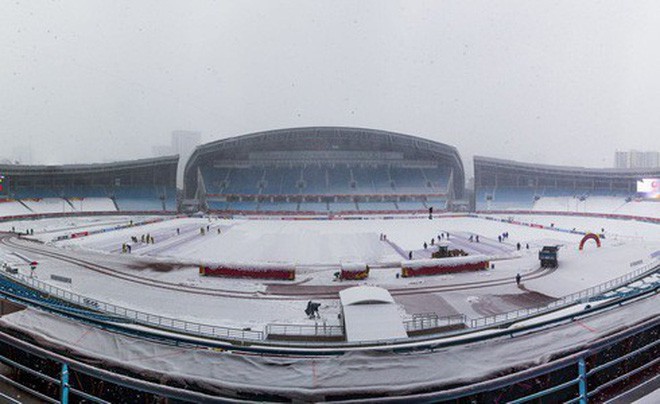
183, 127, 465, 214
1, 130, 657, 216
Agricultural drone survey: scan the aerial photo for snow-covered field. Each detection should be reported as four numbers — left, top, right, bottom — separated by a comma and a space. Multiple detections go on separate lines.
49, 213, 658, 265
1, 212, 657, 330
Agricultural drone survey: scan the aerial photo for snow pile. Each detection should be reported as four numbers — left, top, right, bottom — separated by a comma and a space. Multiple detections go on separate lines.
21, 198, 76, 214
68, 197, 117, 212
614, 200, 660, 219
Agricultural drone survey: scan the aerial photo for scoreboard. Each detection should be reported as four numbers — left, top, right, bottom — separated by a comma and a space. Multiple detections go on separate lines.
636, 178, 660, 199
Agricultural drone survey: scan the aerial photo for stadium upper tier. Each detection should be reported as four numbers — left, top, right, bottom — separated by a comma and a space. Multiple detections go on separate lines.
0, 156, 178, 215
199, 165, 451, 196
183, 128, 465, 208
473, 156, 660, 213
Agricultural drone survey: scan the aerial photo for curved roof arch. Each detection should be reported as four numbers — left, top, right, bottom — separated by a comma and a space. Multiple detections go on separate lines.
473, 156, 660, 180
184, 127, 465, 198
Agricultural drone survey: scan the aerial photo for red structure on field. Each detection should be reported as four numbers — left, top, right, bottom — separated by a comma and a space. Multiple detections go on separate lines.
579, 233, 601, 251
340, 263, 370, 280
200, 263, 295, 280
401, 257, 489, 278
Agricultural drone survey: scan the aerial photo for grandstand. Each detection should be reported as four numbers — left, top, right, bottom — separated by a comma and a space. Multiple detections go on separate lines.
0, 156, 178, 217
473, 156, 660, 214
183, 127, 464, 214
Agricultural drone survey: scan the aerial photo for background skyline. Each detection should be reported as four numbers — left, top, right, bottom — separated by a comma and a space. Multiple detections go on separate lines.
2, 1, 660, 171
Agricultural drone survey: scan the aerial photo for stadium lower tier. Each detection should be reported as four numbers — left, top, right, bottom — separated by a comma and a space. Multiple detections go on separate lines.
0, 196, 175, 216
474, 187, 655, 216
205, 198, 445, 213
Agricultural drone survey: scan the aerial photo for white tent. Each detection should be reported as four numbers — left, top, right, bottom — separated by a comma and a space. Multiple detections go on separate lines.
339, 286, 407, 343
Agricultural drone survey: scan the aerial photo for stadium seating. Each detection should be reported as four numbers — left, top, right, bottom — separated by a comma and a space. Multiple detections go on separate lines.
257, 201, 300, 212
328, 202, 358, 213
476, 184, 640, 213
299, 202, 328, 212
229, 200, 259, 211
11, 188, 60, 199
301, 166, 328, 194
206, 200, 231, 211
396, 201, 427, 211
476, 187, 536, 210
203, 164, 450, 198
198, 160, 453, 214
113, 186, 171, 212
359, 201, 398, 211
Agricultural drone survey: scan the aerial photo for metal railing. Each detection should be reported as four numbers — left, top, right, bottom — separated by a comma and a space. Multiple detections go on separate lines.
470, 260, 659, 328
404, 313, 467, 332
2, 270, 264, 342
265, 322, 344, 338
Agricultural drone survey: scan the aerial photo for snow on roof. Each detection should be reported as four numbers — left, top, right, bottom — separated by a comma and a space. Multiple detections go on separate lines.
339, 286, 407, 343
340, 262, 367, 271
339, 286, 394, 306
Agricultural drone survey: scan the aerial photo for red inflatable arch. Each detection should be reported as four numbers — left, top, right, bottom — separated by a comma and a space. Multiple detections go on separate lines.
579, 233, 601, 250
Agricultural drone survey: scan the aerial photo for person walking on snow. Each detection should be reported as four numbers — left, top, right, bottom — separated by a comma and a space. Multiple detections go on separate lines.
516, 273, 522, 286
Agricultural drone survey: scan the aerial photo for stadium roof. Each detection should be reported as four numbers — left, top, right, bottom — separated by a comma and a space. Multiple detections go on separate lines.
0, 155, 179, 176
184, 127, 465, 198
474, 156, 660, 178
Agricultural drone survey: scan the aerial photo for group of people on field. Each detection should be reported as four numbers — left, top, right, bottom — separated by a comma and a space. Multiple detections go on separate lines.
121, 233, 155, 253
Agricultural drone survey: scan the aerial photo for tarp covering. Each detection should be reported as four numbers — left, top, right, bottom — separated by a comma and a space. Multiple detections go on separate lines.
339, 286, 407, 342
0, 295, 657, 401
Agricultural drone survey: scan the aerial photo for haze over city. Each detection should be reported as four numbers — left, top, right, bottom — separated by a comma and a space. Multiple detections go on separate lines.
2, 0, 660, 169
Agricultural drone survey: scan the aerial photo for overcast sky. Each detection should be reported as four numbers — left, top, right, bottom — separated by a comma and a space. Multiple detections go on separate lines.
1, 0, 659, 172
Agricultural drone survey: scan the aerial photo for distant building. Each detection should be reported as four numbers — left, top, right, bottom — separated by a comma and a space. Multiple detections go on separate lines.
615, 150, 659, 169
153, 130, 202, 187
152, 145, 174, 157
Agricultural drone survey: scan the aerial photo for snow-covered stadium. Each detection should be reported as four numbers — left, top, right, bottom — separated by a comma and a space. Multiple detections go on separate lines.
0, 128, 658, 402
